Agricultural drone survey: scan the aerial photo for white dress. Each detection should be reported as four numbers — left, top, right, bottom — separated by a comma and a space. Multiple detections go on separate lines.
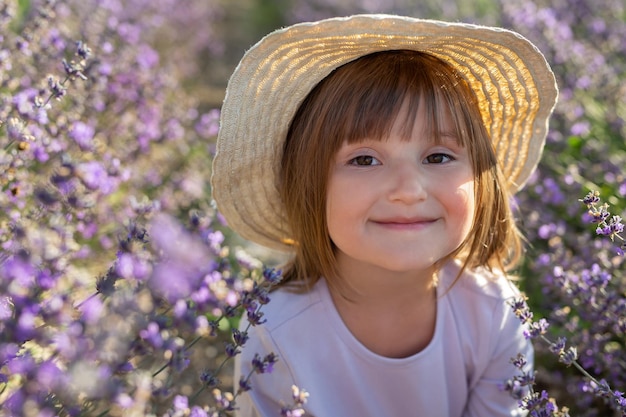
234, 260, 532, 417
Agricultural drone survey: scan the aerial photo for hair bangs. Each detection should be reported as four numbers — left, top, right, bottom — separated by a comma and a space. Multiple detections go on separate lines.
333, 51, 470, 149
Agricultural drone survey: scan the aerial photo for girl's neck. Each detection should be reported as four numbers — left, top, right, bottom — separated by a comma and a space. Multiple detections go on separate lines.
328, 254, 438, 358
332, 253, 438, 305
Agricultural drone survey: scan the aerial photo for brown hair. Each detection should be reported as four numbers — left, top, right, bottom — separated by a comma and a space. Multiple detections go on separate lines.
278, 50, 522, 290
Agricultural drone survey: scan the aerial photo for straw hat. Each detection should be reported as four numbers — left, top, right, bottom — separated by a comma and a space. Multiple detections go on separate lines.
211, 14, 558, 252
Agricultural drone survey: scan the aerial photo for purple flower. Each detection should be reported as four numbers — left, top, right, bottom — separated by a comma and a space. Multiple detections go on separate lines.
0, 343, 19, 366
609, 216, 624, 234
62, 58, 87, 80
173, 299, 188, 319
115, 253, 150, 280
587, 204, 610, 224
7, 353, 36, 376
251, 352, 278, 374
232, 328, 249, 346
165, 118, 185, 141
207, 230, 225, 252
280, 385, 309, 417
47, 75, 67, 100
559, 346, 578, 367
224, 342, 240, 358
148, 214, 213, 302
213, 389, 235, 411
263, 267, 283, 285
246, 308, 266, 326
0, 0, 235, 414
537, 224, 555, 239
4, 388, 26, 414
169, 345, 191, 372
69, 121, 95, 150
137, 44, 159, 69
511, 353, 528, 369
0, 296, 13, 320
509, 297, 536, 326
37, 360, 65, 390
173, 395, 188, 411
1, 256, 36, 288
51, 322, 88, 361
200, 370, 220, 387
613, 391, 626, 410
191, 286, 212, 305
78, 295, 103, 324
116, 22, 141, 44
75, 161, 116, 194
281, 408, 306, 417
16, 309, 38, 341
139, 322, 163, 349
150, 261, 196, 303
116, 393, 134, 408
523, 318, 550, 340
195, 109, 220, 138
501, 378, 525, 400
238, 376, 252, 392
189, 406, 208, 417
549, 337, 567, 354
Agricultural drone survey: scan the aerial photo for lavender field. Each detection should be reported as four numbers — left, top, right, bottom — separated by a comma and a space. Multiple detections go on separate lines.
0, 0, 625, 416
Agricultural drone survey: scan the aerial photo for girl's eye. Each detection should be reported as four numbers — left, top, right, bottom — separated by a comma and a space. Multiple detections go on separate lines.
348, 155, 380, 166
424, 153, 453, 164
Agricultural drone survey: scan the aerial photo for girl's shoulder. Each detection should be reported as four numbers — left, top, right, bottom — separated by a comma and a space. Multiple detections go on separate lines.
438, 261, 528, 355
439, 260, 522, 302
259, 281, 326, 331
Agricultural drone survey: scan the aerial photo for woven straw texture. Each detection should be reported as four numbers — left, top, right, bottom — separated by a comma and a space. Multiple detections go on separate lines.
212, 14, 558, 251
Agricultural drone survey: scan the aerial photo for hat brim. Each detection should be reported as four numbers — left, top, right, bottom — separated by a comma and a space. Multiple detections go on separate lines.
212, 14, 558, 251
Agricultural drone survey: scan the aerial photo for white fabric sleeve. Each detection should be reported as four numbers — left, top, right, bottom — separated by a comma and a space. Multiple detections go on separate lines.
233, 316, 296, 417
463, 296, 533, 417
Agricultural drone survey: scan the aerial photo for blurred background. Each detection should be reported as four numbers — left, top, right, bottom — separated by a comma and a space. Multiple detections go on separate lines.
1, 0, 625, 415
193, 0, 512, 105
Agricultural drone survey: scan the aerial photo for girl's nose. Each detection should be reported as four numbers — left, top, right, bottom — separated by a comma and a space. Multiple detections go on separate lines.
387, 162, 427, 203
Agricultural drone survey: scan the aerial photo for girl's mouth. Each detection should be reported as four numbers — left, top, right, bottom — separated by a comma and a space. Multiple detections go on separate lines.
371, 217, 438, 230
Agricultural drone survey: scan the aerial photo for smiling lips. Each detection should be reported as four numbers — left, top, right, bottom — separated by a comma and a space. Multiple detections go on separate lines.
371, 217, 438, 230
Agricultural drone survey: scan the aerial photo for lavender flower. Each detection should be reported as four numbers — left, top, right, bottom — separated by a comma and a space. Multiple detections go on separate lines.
508, 283, 624, 416
2, 0, 624, 415
498, 0, 626, 410
502, 353, 571, 417
280, 385, 310, 417
581, 191, 625, 246
0, 0, 296, 414
251, 352, 279, 375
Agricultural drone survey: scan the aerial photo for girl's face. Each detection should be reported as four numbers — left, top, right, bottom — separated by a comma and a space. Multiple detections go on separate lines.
326, 101, 475, 278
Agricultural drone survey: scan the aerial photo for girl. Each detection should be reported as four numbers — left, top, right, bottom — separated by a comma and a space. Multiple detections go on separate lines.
212, 14, 558, 417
